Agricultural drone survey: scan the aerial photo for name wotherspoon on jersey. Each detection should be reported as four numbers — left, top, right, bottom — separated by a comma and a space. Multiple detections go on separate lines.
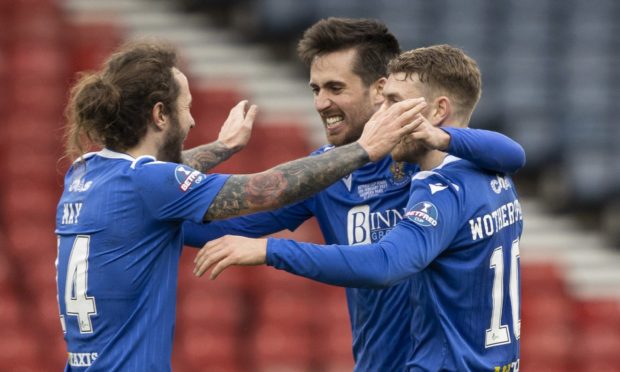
468, 199, 522, 241
468, 175, 523, 241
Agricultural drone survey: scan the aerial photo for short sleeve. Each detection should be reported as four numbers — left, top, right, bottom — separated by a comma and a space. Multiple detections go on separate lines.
132, 160, 230, 223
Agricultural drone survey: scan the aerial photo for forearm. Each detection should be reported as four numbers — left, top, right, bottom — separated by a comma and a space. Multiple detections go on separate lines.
204, 142, 369, 221
443, 128, 526, 173
266, 238, 403, 288
182, 141, 239, 173
183, 213, 287, 248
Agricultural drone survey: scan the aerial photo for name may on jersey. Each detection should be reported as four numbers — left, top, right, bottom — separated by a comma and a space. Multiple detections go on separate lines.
347, 205, 407, 245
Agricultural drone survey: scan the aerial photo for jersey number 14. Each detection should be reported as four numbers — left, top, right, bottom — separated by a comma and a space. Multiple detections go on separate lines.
58, 235, 97, 334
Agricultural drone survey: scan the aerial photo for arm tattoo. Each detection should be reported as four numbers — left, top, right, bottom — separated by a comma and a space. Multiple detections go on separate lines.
204, 142, 370, 221
182, 141, 238, 173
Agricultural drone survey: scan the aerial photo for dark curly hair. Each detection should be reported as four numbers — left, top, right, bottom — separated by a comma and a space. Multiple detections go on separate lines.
65, 41, 180, 160
297, 17, 401, 87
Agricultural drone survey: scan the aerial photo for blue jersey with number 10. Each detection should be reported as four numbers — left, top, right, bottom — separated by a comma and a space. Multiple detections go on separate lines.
184, 128, 525, 371
55, 149, 228, 371
267, 156, 523, 371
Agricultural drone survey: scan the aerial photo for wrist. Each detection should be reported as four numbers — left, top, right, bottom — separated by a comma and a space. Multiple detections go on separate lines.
346, 140, 376, 164
437, 128, 451, 151
353, 140, 374, 162
216, 139, 242, 154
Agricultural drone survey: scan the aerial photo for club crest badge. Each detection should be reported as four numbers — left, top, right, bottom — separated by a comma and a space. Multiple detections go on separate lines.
389, 161, 411, 186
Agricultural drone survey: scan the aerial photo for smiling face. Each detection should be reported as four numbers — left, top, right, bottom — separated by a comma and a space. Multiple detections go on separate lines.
309, 48, 382, 147
158, 68, 195, 163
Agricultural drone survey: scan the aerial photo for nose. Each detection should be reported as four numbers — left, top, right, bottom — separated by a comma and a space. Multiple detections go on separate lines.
314, 91, 332, 112
189, 113, 196, 129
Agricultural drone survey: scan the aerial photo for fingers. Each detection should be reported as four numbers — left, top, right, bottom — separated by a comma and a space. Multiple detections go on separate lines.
394, 100, 427, 127
194, 245, 228, 277
210, 257, 234, 280
387, 97, 426, 117
227, 100, 249, 120
399, 115, 426, 136
194, 239, 221, 264
193, 238, 227, 277
235, 100, 248, 113
244, 104, 258, 123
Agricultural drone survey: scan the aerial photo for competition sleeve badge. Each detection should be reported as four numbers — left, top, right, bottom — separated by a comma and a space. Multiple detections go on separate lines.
405, 201, 438, 227
174, 165, 205, 192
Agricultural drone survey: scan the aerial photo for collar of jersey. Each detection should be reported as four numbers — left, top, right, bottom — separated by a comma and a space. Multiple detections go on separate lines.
96, 148, 157, 164
435, 155, 461, 169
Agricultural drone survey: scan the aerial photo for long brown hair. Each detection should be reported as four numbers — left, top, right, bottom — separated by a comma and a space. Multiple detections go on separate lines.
65, 41, 180, 160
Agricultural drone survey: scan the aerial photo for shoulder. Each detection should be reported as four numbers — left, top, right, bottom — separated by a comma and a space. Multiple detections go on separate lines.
132, 159, 206, 188
409, 156, 472, 200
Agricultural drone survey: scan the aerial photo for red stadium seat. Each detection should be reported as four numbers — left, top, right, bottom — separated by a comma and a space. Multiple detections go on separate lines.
177, 327, 241, 371
178, 287, 245, 331
7, 78, 68, 117
186, 87, 242, 146
0, 289, 21, 324
0, 328, 41, 368
5, 6, 65, 47
256, 288, 318, 328
68, 22, 125, 75
521, 262, 568, 295
251, 323, 314, 372
7, 41, 67, 80
576, 324, 620, 367
317, 319, 354, 372
520, 325, 574, 369
574, 299, 620, 330
521, 292, 575, 329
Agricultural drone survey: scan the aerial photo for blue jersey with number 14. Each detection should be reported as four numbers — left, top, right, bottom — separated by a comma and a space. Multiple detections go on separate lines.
55, 149, 228, 371
267, 156, 523, 371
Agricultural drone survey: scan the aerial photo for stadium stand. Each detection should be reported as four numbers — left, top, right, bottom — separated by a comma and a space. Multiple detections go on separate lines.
1, 0, 619, 370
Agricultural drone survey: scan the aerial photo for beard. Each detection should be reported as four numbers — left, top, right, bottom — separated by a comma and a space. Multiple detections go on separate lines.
158, 113, 184, 163
391, 136, 429, 163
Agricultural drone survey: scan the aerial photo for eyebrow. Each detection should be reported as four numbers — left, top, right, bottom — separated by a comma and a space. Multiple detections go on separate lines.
384, 92, 402, 101
309, 80, 345, 88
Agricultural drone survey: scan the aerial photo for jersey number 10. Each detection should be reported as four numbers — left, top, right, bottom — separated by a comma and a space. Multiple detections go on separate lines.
486, 239, 520, 348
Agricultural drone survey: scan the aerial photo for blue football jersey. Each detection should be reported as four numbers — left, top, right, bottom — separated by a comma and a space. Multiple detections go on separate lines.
267, 155, 523, 371
184, 128, 525, 371
55, 149, 229, 371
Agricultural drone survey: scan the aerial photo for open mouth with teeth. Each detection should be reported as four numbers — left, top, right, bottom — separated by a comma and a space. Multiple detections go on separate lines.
325, 115, 345, 130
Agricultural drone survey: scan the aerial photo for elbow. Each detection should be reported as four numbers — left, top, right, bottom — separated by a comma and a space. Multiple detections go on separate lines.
504, 142, 527, 174
360, 272, 398, 289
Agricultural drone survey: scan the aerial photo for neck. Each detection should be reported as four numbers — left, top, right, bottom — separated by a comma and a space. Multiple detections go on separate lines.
418, 149, 447, 171
126, 136, 160, 160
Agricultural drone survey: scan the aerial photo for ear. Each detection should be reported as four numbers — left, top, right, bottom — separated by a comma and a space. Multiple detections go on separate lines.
371, 77, 387, 105
151, 102, 168, 131
429, 96, 451, 126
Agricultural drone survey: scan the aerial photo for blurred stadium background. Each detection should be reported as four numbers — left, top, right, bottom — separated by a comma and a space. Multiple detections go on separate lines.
1, 0, 619, 370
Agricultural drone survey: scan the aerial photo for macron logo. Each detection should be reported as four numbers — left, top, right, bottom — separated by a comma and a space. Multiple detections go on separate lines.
429, 183, 448, 195
342, 174, 353, 192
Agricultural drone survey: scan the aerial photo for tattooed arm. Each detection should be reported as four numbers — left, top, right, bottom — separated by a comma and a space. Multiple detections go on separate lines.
182, 141, 238, 172
182, 100, 257, 173
204, 98, 428, 221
